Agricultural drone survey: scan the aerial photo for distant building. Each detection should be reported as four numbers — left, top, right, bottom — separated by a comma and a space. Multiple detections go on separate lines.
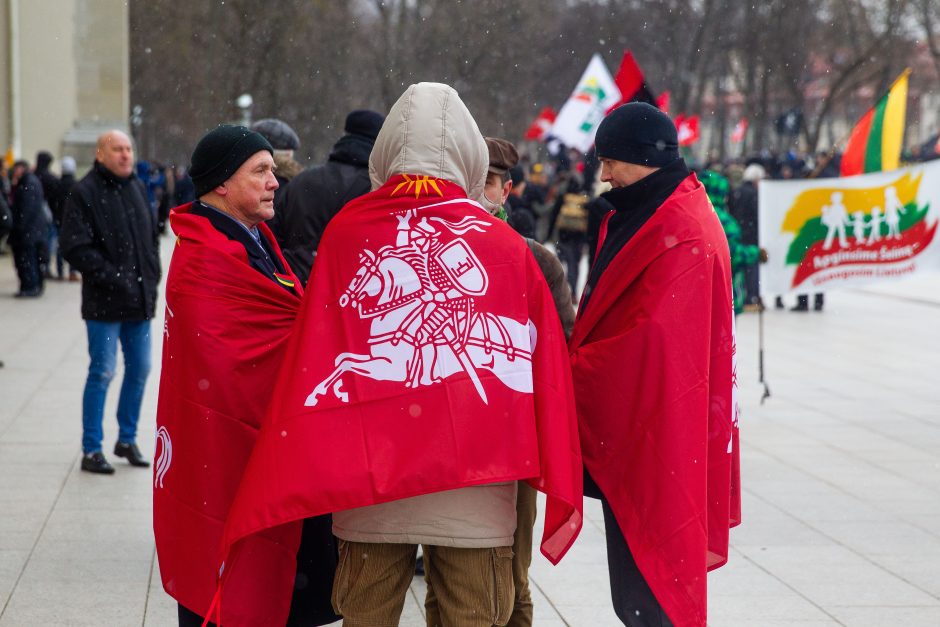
0, 0, 130, 172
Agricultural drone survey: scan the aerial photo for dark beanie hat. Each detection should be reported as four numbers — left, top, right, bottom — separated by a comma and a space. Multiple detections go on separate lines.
344, 110, 385, 140
594, 102, 679, 167
250, 118, 300, 151
189, 125, 273, 198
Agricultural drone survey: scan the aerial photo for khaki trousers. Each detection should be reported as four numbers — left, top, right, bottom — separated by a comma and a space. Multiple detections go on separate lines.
425, 482, 537, 627
332, 540, 514, 627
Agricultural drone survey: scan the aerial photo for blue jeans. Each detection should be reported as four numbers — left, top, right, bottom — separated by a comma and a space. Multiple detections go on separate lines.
82, 320, 152, 454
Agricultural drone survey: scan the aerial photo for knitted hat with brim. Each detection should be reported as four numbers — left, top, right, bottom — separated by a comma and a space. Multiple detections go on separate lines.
595, 102, 679, 167
189, 125, 273, 198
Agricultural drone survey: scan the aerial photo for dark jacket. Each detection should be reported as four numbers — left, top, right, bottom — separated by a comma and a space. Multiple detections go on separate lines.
35, 153, 61, 218
507, 194, 537, 240
56, 173, 76, 228
60, 162, 161, 321
274, 133, 374, 285
10, 172, 48, 244
730, 180, 758, 245
0, 188, 12, 240
526, 238, 575, 339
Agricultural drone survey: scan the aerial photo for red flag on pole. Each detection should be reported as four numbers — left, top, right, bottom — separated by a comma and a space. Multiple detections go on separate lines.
675, 114, 700, 146
731, 118, 748, 143
609, 50, 657, 112
655, 90, 671, 115
524, 107, 558, 141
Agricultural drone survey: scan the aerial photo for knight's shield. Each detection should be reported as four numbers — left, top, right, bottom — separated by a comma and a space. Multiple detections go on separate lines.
434, 240, 488, 295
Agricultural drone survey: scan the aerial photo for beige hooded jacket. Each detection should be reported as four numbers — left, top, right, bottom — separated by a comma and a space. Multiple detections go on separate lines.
331, 83, 517, 548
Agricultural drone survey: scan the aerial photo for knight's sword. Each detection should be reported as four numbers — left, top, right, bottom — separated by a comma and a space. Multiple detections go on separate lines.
442, 326, 488, 404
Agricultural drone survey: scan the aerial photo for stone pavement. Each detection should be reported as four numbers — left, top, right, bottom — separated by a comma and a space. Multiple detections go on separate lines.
1, 233, 939, 626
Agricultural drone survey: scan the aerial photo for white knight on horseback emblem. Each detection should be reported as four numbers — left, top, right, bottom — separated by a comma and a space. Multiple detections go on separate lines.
306, 201, 536, 407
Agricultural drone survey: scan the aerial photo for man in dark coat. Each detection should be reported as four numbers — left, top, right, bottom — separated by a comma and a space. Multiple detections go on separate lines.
730, 163, 764, 306
35, 151, 65, 279
60, 130, 161, 474
9, 160, 49, 297
570, 103, 738, 627
274, 109, 384, 285
56, 157, 79, 280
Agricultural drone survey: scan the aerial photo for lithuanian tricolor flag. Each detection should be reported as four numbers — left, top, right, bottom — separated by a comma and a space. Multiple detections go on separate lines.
840, 69, 910, 177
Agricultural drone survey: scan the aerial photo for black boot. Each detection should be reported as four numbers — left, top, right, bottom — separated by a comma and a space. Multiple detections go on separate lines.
791, 295, 809, 312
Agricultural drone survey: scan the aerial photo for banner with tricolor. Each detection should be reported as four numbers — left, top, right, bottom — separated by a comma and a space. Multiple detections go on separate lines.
840, 69, 910, 177
759, 159, 940, 295
549, 53, 622, 152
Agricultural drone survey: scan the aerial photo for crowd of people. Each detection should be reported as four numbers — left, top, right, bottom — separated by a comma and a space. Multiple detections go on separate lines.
5, 88, 750, 627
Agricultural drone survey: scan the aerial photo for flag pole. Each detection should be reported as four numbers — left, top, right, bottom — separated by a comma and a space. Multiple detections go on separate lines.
758, 301, 770, 404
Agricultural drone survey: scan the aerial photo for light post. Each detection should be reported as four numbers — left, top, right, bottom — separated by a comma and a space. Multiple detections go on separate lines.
236, 93, 254, 127
130, 105, 144, 157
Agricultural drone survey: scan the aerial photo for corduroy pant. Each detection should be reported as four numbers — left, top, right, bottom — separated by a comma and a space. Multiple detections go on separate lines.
332, 539, 514, 627
425, 481, 537, 626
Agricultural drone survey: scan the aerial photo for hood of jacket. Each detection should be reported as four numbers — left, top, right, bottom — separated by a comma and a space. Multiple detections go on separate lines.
369, 82, 487, 204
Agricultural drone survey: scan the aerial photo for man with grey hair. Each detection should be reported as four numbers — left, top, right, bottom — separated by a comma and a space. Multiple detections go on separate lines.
60, 130, 161, 474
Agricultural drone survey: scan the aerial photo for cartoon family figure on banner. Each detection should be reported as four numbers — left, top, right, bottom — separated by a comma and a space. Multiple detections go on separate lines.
821, 186, 907, 250
306, 205, 534, 408
759, 161, 940, 295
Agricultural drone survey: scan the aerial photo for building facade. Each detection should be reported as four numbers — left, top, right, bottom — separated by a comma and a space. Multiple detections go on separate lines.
1, 0, 129, 172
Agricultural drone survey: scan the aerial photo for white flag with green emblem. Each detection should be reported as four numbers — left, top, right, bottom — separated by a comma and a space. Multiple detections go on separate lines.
549, 54, 622, 153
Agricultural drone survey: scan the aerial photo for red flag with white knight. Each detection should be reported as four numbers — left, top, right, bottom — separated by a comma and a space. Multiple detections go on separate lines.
524, 107, 558, 141
221, 172, 584, 567
675, 113, 701, 146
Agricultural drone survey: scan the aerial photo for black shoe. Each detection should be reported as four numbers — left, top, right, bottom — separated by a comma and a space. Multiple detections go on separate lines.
114, 441, 150, 467
14, 288, 42, 298
790, 304, 809, 312
81, 452, 115, 474
414, 555, 425, 577
774, 296, 784, 310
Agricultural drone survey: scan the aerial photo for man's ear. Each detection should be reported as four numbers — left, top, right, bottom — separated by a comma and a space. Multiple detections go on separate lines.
214, 183, 227, 196
502, 180, 513, 204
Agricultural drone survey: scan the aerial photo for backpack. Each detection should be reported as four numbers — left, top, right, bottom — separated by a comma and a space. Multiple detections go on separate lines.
554, 192, 590, 233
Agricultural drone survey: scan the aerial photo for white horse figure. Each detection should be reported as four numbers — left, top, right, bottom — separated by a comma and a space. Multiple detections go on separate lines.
305, 245, 535, 407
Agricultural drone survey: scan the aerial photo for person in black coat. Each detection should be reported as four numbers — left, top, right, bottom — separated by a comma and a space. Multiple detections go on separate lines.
274, 109, 384, 286
730, 163, 763, 306
9, 161, 50, 297
505, 165, 537, 240
60, 130, 161, 475
56, 156, 79, 280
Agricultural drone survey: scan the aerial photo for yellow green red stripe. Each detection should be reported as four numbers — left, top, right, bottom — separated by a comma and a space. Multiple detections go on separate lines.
841, 69, 910, 177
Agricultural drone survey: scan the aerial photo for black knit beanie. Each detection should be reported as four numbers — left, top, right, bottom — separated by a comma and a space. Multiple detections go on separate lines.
595, 102, 679, 167
189, 125, 273, 198
344, 110, 385, 140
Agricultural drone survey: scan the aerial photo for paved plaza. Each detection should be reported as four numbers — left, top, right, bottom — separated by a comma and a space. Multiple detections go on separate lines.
1, 233, 939, 626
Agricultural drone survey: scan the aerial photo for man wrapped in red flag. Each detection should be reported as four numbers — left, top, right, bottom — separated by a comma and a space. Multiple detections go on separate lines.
154, 125, 339, 627
221, 82, 583, 626
570, 102, 740, 627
